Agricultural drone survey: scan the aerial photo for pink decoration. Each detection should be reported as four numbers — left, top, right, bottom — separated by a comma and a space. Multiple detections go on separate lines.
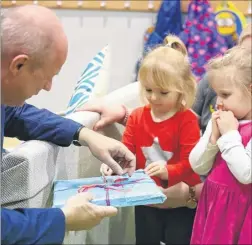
199, 49, 206, 55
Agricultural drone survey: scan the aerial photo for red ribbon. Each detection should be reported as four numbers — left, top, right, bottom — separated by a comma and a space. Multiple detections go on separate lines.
78, 176, 145, 206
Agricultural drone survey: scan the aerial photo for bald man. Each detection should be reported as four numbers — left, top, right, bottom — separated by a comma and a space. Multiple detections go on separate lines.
1, 5, 135, 244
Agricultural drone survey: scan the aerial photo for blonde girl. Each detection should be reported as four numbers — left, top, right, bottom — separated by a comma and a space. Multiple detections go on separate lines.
190, 46, 252, 244
101, 35, 201, 244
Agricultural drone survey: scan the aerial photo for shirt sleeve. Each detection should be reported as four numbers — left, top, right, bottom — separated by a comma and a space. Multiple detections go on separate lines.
121, 112, 136, 154
4, 103, 82, 147
1, 208, 65, 245
189, 120, 219, 175
166, 115, 201, 187
217, 130, 252, 184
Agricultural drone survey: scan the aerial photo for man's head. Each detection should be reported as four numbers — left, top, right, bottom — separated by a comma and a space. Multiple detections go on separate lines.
1, 5, 68, 106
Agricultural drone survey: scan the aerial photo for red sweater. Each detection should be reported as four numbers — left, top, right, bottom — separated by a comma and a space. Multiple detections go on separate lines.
122, 106, 201, 188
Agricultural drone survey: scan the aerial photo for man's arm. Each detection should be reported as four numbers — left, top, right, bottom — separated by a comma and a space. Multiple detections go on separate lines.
3, 103, 136, 175
1, 208, 65, 245
2, 192, 118, 245
4, 103, 82, 146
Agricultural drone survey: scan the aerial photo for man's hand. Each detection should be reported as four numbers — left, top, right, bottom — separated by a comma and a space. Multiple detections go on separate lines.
79, 127, 136, 176
144, 161, 168, 180
77, 102, 126, 131
217, 111, 239, 135
61, 193, 118, 231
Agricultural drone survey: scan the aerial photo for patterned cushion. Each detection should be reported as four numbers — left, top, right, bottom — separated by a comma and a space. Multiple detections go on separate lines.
66, 45, 110, 115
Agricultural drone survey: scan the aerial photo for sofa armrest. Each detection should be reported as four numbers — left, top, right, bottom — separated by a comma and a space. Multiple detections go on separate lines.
1, 141, 59, 208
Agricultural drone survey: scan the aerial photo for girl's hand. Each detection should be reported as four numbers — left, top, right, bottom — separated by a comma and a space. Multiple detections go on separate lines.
210, 111, 221, 145
149, 183, 188, 209
100, 163, 113, 176
217, 111, 239, 135
77, 102, 127, 131
144, 161, 168, 180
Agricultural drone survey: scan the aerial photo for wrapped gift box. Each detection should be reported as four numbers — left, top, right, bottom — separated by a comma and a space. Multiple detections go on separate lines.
53, 169, 166, 208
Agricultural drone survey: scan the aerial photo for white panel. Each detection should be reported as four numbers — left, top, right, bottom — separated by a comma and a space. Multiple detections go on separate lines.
27, 9, 156, 112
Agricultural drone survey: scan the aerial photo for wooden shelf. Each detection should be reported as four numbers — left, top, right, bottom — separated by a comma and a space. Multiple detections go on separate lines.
182, 1, 251, 16
1, 1, 251, 16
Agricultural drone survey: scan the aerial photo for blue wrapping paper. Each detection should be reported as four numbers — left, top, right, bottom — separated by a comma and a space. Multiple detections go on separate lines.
53, 170, 166, 208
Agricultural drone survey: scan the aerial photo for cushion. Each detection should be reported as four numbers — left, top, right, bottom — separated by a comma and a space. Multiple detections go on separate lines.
66, 44, 111, 115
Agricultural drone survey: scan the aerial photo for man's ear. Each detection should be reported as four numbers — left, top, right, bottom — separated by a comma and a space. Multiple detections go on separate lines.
9, 54, 29, 75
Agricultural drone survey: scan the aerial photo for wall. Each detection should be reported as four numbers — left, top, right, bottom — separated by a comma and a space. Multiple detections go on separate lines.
27, 10, 156, 112
27, 9, 251, 113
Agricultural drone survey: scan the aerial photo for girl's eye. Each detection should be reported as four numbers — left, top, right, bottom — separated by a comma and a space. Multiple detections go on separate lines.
146, 89, 152, 93
161, 92, 169, 95
221, 93, 230, 98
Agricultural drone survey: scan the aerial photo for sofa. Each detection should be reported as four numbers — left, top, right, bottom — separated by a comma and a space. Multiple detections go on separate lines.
1, 82, 141, 244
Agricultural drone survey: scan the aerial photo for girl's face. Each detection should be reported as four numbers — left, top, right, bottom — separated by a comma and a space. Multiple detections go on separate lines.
141, 79, 180, 114
211, 74, 251, 120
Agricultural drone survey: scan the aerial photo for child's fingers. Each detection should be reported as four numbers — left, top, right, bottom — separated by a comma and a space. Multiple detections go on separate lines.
145, 162, 157, 172
104, 166, 113, 176
212, 115, 220, 122
145, 165, 160, 176
100, 166, 104, 174
100, 164, 113, 176
148, 169, 160, 177
107, 168, 113, 176
103, 166, 113, 176
212, 111, 220, 119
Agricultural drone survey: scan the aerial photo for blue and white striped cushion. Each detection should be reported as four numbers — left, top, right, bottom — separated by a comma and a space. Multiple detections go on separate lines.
66, 45, 110, 115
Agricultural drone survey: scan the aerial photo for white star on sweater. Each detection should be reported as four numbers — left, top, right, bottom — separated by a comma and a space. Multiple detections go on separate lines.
141, 137, 173, 167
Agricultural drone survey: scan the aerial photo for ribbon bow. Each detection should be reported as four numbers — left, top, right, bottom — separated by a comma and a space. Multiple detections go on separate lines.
78, 176, 146, 206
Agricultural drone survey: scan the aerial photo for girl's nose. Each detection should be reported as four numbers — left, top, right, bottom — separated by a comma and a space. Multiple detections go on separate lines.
150, 93, 158, 101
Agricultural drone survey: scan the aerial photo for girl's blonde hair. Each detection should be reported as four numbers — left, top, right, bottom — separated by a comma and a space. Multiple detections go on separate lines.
207, 45, 252, 96
163, 35, 188, 56
138, 35, 196, 110
238, 23, 252, 45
